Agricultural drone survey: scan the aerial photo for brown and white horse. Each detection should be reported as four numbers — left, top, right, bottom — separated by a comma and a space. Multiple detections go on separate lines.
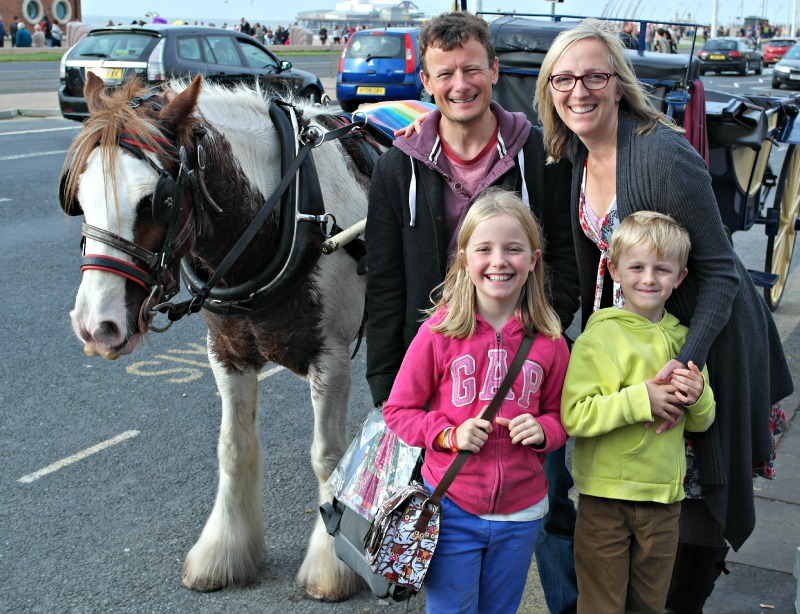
59, 73, 376, 600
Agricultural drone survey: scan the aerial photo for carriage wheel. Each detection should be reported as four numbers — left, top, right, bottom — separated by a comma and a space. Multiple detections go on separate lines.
764, 144, 800, 310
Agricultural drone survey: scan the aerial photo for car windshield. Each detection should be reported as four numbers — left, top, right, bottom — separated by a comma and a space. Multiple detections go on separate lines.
73, 32, 155, 60
704, 40, 736, 51
346, 34, 404, 59
784, 46, 800, 59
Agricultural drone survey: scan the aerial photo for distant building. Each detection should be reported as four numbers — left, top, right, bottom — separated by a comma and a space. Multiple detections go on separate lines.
0, 0, 80, 30
296, 0, 425, 30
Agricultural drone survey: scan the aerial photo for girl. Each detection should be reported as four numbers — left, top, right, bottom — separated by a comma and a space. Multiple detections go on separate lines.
382, 189, 570, 614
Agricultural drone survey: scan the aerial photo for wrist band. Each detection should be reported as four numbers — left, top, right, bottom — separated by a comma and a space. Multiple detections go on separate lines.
437, 427, 450, 450
446, 426, 459, 453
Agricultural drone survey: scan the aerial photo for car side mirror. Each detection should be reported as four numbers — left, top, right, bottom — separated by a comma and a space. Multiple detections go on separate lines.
279, 60, 292, 71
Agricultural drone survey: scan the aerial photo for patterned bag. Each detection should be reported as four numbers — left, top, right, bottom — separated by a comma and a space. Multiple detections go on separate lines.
364, 481, 440, 591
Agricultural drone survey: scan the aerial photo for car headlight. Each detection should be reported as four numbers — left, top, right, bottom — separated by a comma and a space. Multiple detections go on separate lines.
775, 64, 791, 73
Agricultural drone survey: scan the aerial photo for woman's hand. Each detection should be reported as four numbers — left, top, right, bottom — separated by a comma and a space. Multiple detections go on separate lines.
392, 111, 431, 138
655, 358, 685, 384
496, 414, 545, 447
455, 409, 492, 453
670, 360, 704, 406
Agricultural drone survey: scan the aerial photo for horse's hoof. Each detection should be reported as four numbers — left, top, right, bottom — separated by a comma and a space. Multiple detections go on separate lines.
304, 586, 355, 603
181, 576, 225, 593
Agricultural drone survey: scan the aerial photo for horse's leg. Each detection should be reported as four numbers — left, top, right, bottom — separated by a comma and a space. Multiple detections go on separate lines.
181, 337, 265, 592
297, 338, 364, 601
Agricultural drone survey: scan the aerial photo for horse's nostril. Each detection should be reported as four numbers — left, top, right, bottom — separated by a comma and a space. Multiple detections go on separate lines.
98, 320, 120, 340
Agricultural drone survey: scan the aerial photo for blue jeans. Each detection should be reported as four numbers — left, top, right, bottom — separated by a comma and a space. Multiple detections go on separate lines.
535, 444, 578, 614
424, 490, 542, 614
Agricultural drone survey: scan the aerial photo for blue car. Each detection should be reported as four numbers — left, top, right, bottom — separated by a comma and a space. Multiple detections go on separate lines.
336, 27, 426, 113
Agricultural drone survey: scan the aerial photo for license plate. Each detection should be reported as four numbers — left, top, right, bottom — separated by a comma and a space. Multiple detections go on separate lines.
791, 74, 800, 80
709, 55, 726, 60
356, 87, 385, 95
88, 67, 123, 81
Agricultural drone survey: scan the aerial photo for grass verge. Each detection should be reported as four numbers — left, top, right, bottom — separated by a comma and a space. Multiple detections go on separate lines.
0, 52, 66, 62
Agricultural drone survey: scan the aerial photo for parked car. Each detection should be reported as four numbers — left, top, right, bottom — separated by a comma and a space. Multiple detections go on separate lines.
696, 37, 763, 76
772, 44, 800, 89
59, 25, 327, 121
336, 27, 425, 113
762, 37, 798, 65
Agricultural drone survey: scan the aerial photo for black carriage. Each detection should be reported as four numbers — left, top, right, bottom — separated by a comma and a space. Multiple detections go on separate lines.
485, 13, 800, 311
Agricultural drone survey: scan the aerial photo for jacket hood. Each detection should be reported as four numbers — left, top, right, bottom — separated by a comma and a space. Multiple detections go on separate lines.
584, 307, 682, 334
394, 101, 532, 168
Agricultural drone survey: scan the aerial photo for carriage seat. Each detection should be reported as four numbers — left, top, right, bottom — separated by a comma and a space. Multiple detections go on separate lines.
704, 89, 769, 150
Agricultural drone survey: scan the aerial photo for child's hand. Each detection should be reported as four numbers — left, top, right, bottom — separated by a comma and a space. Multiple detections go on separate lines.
456, 408, 492, 453
645, 379, 685, 432
669, 360, 704, 406
392, 111, 430, 138
496, 414, 545, 446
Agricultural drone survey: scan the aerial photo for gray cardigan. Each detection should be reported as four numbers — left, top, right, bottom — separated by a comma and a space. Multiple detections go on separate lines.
569, 113, 793, 550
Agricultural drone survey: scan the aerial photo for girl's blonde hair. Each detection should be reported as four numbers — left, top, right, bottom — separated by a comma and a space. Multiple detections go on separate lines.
533, 18, 681, 162
427, 189, 562, 339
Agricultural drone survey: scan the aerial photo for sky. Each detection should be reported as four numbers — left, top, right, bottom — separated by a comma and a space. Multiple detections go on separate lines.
79, 0, 797, 28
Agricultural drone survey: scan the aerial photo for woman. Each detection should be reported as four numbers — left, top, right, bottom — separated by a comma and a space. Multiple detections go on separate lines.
533, 18, 793, 612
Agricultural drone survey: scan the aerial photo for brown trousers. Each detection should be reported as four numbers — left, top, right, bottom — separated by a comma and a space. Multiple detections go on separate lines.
575, 494, 681, 614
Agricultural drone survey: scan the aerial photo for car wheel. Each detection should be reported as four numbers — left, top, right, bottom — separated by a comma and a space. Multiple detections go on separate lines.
339, 100, 359, 113
698, 68, 705, 76
738, 61, 748, 76
755, 60, 762, 75
773, 80, 781, 89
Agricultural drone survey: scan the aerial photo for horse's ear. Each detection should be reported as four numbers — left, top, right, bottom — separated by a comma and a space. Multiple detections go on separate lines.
84, 72, 107, 114
159, 75, 202, 129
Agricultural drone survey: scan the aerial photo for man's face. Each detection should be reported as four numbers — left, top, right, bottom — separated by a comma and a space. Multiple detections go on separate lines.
421, 35, 499, 128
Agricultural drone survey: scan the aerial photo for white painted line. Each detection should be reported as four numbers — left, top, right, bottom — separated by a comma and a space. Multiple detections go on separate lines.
18, 430, 140, 484
0, 150, 68, 161
0, 127, 79, 137
0, 198, 10, 203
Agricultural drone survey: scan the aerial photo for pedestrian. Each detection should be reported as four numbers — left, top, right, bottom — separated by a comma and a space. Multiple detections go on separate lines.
50, 19, 62, 47
619, 21, 638, 49
383, 189, 570, 614
562, 211, 716, 613
367, 11, 580, 614
318, 25, 328, 45
9, 15, 19, 47
0, 14, 6, 48
332, 26, 341, 44
15, 22, 31, 47
31, 23, 45, 47
534, 18, 793, 612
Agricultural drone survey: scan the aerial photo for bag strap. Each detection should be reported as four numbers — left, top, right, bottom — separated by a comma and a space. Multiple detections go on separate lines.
414, 334, 534, 528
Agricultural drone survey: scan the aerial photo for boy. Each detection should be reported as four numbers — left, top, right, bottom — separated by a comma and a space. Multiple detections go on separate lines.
561, 211, 716, 614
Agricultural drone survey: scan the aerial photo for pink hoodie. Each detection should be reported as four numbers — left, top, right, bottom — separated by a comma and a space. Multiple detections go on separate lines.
383, 313, 569, 516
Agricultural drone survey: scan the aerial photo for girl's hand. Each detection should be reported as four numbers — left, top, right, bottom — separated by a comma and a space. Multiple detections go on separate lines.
670, 360, 704, 406
392, 111, 431, 138
496, 414, 545, 446
455, 409, 492, 453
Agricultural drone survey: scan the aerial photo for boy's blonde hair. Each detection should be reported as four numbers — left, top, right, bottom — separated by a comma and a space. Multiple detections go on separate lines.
609, 211, 691, 269
427, 188, 562, 339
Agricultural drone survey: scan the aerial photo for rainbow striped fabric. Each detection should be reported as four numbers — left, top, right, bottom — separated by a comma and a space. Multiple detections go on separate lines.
353, 100, 437, 141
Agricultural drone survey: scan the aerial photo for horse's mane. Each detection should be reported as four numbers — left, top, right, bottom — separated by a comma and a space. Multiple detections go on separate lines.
60, 79, 180, 211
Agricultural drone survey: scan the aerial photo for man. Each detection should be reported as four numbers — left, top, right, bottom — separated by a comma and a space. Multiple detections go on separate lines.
365, 11, 580, 613
9, 15, 19, 48
0, 15, 6, 48
619, 21, 638, 49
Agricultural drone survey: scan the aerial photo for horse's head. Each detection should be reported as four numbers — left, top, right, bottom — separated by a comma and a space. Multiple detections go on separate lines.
60, 72, 203, 359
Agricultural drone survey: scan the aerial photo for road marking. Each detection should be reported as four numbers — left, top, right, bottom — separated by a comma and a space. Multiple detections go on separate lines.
0, 127, 79, 137
0, 150, 68, 161
18, 430, 141, 484
0, 198, 10, 203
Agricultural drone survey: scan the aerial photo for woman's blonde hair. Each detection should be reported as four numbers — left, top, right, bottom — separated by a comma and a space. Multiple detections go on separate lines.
427, 189, 562, 339
533, 18, 680, 162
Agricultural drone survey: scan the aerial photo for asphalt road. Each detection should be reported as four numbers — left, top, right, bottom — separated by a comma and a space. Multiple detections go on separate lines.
0, 67, 798, 613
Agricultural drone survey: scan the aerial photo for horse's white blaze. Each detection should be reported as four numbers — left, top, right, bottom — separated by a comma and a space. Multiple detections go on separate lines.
70, 150, 160, 357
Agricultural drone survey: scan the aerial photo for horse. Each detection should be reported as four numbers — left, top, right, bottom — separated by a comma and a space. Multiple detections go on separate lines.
58, 72, 382, 601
